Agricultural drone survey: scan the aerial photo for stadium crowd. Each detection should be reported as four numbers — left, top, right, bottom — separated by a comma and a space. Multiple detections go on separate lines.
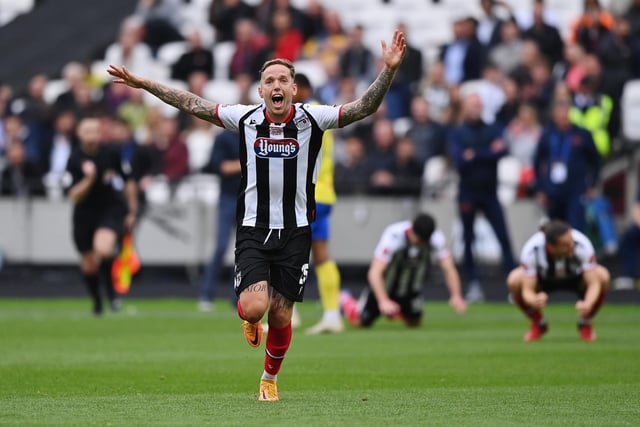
1, 0, 640, 290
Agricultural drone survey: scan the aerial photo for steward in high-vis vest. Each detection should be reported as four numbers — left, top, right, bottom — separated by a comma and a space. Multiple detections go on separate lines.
569, 76, 613, 158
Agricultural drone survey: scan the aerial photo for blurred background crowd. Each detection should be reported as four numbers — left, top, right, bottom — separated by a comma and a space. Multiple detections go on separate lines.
1, 0, 640, 295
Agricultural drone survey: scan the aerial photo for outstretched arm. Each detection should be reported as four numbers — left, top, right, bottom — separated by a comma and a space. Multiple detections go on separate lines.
107, 65, 223, 127
340, 30, 407, 127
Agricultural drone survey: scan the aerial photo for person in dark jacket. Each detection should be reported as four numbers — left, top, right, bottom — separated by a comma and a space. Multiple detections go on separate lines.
448, 92, 517, 302
534, 99, 601, 233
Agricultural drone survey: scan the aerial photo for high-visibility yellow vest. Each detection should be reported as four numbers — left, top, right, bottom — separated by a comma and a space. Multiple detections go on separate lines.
569, 94, 613, 157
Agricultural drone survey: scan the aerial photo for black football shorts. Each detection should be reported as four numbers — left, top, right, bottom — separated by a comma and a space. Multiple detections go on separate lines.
234, 226, 312, 302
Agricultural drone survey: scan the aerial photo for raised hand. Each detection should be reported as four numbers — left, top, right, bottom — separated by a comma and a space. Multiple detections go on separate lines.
380, 29, 407, 71
107, 65, 144, 89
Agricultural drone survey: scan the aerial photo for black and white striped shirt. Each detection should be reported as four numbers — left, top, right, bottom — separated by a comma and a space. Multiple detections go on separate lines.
520, 229, 597, 280
374, 221, 451, 298
217, 103, 342, 229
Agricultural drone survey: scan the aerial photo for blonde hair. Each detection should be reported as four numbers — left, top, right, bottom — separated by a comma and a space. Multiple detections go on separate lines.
259, 59, 296, 79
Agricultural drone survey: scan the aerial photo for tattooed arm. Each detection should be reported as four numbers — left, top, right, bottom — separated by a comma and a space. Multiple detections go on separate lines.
340, 30, 407, 127
107, 65, 223, 127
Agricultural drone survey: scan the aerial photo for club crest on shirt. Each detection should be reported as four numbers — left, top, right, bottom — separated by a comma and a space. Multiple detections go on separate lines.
254, 137, 299, 158
294, 116, 311, 130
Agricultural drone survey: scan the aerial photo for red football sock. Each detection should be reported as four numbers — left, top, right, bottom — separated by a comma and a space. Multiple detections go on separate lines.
237, 300, 246, 321
264, 322, 292, 376
513, 294, 542, 323
340, 292, 360, 325
585, 292, 607, 320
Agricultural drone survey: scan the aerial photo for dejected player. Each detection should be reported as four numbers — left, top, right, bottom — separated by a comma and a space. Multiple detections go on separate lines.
507, 220, 610, 341
340, 213, 467, 328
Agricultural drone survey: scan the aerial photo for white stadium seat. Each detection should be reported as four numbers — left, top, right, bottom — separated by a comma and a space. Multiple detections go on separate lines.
621, 79, 640, 143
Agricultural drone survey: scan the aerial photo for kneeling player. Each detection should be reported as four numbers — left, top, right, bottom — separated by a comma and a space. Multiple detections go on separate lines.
341, 213, 467, 328
507, 220, 610, 342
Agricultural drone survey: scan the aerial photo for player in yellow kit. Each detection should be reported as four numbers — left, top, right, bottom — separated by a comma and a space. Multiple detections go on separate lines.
294, 73, 344, 334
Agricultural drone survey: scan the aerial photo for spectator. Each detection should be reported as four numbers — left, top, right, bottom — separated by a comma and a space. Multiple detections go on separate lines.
626, 0, 640, 37
339, 24, 375, 83
569, 75, 613, 158
504, 103, 542, 196
387, 136, 424, 196
104, 16, 154, 77
448, 92, 517, 302
612, 189, 640, 291
10, 74, 52, 166
55, 80, 104, 118
148, 114, 189, 184
255, 0, 308, 40
334, 135, 370, 195
0, 137, 44, 198
598, 16, 640, 104
534, 99, 601, 232
477, 0, 513, 49
170, 29, 215, 82
301, 9, 347, 66
489, 19, 524, 76
562, 43, 589, 93
522, 0, 565, 66
439, 15, 485, 85
528, 59, 555, 114
117, 86, 149, 141
469, 62, 506, 125
228, 18, 270, 82
53, 62, 90, 112
496, 76, 521, 124
405, 96, 447, 165
209, 0, 256, 43
571, 0, 615, 54
177, 71, 210, 131
367, 118, 396, 194
268, 8, 304, 62
421, 61, 452, 124
41, 109, 78, 186
134, 0, 184, 54
199, 129, 241, 312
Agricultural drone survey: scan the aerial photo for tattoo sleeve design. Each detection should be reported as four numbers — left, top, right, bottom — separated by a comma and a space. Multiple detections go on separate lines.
144, 81, 223, 127
340, 67, 396, 126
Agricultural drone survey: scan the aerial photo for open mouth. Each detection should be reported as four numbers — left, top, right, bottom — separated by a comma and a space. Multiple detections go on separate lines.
272, 94, 284, 108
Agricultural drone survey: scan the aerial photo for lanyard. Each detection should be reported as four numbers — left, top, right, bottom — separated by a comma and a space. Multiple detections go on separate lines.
551, 131, 572, 163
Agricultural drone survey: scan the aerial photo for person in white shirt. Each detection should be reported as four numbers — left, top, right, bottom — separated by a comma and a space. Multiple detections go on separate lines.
340, 213, 467, 328
507, 220, 610, 342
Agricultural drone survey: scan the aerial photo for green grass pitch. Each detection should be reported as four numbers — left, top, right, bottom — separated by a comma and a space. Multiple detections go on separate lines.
0, 298, 638, 426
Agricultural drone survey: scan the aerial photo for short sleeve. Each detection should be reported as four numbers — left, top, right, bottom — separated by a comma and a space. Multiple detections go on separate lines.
430, 229, 451, 260
216, 104, 260, 132
303, 104, 342, 130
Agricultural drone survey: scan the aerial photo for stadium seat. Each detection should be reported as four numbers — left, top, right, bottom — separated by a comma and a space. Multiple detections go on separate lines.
156, 41, 190, 67
43, 79, 69, 105
497, 155, 522, 206
213, 41, 236, 81
185, 128, 215, 173
203, 79, 240, 105
422, 155, 451, 199
293, 59, 328, 89
621, 79, 640, 143
146, 176, 171, 205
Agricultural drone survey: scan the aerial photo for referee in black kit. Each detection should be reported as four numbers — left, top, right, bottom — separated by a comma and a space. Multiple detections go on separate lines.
66, 116, 138, 315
